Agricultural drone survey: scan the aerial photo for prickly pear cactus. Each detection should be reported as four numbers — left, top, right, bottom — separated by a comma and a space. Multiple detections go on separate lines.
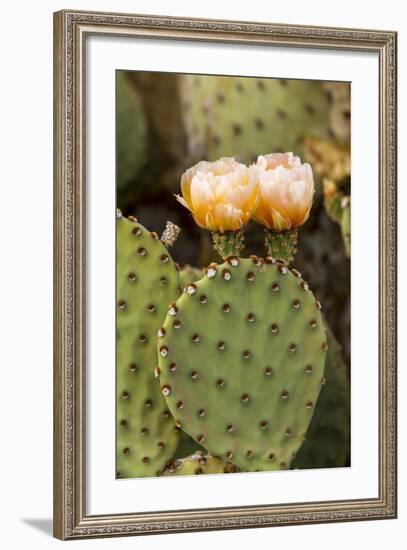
163, 451, 238, 476
293, 326, 350, 469
157, 257, 327, 472
179, 265, 204, 288
116, 212, 181, 478
323, 82, 351, 143
340, 200, 351, 257
116, 72, 148, 191
179, 75, 333, 164
169, 264, 206, 462
172, 430, 206, 460
322, 179, 351, 258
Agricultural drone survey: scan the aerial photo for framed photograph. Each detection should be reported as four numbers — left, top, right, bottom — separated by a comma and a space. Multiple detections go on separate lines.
53, 9, 397, 540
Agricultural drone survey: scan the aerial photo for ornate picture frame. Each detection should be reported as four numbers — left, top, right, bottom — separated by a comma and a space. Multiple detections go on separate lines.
53, 9, 397, 540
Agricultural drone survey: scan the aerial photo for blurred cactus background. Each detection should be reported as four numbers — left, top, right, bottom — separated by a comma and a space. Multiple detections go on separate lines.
116, 71, 351, 470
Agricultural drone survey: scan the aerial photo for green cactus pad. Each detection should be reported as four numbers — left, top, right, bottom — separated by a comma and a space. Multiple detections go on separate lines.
179, 265, 204, 288
323, 181, 351, 259
171, 264, 206, 464
293, 326, 350, 469
116, 213, 181, 478
172, 430, 206, 460
341, 200, 351, 257
157, 257, 327, 471
116, 73, 148, 190
180, 76, 333, 164
163, 451, 238, 476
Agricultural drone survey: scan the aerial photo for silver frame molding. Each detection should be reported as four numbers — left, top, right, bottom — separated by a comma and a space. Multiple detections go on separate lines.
53, 9, 397, 540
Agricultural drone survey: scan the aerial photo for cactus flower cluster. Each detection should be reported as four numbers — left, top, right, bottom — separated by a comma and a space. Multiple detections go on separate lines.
176, 153, 314, 234
176, 153, 314, 263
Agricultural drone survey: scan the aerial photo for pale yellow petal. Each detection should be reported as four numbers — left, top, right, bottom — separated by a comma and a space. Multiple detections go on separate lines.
252, 153, 314, 230
177, 158, 256, 231
175, 194, 191, 211
190, 173, 215, 213
212, 203, 244, 232
180, 170, 194, 210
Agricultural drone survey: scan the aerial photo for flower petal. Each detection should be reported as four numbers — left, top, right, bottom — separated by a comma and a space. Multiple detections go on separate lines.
251, 153, 314, 230
176, 158, 255, 232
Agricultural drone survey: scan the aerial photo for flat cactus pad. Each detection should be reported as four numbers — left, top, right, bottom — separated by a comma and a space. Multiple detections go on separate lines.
157, 257, 327, 471
116, 213, 181, 477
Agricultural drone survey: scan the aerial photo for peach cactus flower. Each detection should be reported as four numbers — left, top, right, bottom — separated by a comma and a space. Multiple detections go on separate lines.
249, 153, 314, 231
176, 158, 259, 233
